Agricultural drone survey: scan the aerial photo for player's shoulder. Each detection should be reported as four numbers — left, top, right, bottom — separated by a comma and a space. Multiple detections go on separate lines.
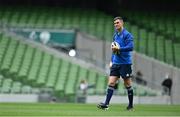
123, 28, 132, 35
123, 28, 133, 39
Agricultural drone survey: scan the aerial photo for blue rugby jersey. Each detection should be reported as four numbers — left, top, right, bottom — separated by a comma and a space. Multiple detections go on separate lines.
111, 28, 134, 64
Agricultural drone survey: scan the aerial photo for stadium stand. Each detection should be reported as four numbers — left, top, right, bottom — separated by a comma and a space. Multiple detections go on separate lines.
0, 6, 114, 40
0, 6, 179, 67
123, 10, 179, 40
0, 32, 108, 101
0, 31, 159, 101
122, 10, 180, 66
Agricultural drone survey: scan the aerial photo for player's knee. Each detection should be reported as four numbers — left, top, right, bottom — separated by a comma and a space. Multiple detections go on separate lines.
124, 82, 131, 88
108, 82, 116, 87
124, 79, 131, 87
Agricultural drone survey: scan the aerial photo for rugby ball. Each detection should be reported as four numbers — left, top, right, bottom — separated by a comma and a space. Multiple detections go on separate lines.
111, 41, 120, 54
111, 41, 120, 49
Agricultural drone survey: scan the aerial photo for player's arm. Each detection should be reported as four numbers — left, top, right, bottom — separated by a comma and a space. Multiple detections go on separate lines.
119, 34, 134, 52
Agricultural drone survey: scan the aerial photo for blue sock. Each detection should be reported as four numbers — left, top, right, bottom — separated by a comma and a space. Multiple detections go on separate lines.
104, 85, 114, 105
126, 86, 133, 107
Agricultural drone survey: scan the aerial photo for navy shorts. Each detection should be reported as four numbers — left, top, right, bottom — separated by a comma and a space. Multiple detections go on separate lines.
110, 64, 132, 79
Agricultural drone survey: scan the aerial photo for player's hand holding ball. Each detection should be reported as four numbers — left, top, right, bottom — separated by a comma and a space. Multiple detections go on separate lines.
111, 41, 120, 54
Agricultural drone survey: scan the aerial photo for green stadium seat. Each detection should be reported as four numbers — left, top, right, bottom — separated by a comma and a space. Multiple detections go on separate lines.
0, 35, 10, 65
1, 79, 12, 93
18, 46, 34, 81
147, 32, 156, 57
31, 87, 40, 94
87, 70, 97, 95
76, 67, 88, 90
174, 44, 180, 67
9, 43, 26, 79
36, 53, 51, 86
156, 35, 165, 61
165, 40, 174, 65
27, 49, 43, 84
139, 29, 147, 54
21, 85, 32, 94
54, 60, 70, 96
0, 38, 16, 74
95, 74, 107, 95
11, 81, 22, 93
65, 64, 79, 95
0, 75, 4, 87
46, 57, 61, 88
115, 81, 126, 95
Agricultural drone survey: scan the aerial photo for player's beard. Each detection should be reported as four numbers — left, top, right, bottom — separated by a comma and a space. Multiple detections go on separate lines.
116, 26, 123, 32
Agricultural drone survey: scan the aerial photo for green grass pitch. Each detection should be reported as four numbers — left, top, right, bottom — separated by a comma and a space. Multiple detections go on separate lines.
0, 103, 180, 116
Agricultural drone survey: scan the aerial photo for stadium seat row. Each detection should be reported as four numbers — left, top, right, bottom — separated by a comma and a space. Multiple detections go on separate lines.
0, 33, 108, 100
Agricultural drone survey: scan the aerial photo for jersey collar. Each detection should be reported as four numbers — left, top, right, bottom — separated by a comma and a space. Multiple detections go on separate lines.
116, 28, 125, 36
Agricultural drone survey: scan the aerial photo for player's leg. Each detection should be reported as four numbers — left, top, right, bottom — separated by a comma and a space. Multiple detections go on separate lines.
97, 76, 119, 110
97, 64, 120, 110
105, 76, 119, 105
124, 78, 134, 110
120, 64, 134, 110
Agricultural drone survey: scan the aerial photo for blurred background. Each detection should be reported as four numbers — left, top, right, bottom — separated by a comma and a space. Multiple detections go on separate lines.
0, 0, 180, 104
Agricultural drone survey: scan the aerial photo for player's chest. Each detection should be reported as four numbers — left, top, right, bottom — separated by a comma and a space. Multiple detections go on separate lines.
114, 34, 126, 46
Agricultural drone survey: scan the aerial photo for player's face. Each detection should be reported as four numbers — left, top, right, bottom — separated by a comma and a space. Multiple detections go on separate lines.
114, 19, 123, 31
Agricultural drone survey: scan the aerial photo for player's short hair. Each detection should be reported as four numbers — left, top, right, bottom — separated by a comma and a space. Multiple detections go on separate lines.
114, 16, 123, 22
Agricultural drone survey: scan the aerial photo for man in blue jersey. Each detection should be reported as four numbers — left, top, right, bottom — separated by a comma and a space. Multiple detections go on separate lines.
97, 17, 134, 111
